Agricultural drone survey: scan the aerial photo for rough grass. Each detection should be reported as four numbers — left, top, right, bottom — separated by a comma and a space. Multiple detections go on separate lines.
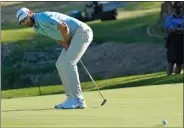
123, 2, 161, 11
2, 71, 183, 99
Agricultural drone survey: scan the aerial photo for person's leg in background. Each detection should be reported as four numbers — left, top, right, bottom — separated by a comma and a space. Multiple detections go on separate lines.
166, 34, 177, 76
174, 63, 182, 74
167, 62, 174, 75
174, 34, 183, 75
55, 24, 93, 109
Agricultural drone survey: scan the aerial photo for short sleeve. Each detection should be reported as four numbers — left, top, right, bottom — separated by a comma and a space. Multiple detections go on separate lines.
164, 16, 173, 30
38, 13, 60, 30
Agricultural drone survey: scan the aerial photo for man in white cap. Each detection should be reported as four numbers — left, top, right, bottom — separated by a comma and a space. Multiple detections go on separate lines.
16, 7, 93, 109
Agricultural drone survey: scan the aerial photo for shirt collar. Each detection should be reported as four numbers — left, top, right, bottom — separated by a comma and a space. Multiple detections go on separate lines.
33, 13, 38, 28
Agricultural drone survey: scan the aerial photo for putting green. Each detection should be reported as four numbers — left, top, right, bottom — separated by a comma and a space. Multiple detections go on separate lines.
2, 83, 183, 127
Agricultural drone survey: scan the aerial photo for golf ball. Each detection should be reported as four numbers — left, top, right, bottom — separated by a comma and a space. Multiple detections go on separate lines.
162, 120, 168, 125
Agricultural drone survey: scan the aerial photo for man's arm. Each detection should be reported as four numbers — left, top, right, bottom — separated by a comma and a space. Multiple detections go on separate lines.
164, 16, 176, 32
56, 22, 71, 50
57, 22, 70, 44
38, 13, 71, 50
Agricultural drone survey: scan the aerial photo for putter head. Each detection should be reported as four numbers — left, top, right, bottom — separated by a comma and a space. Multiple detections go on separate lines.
101, 99, 107, 106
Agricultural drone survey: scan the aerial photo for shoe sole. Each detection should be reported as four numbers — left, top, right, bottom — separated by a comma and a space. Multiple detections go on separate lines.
55, 105, 86, 109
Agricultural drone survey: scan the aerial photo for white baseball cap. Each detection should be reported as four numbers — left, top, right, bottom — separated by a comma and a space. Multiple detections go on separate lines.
16, 7, 30, 24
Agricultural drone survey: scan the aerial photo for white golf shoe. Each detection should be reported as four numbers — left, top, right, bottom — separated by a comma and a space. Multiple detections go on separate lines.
55, 98, 71, 108
55, 98, 87, 109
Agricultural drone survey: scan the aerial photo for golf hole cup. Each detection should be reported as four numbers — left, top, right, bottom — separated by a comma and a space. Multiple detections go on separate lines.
162, 120, 168, 125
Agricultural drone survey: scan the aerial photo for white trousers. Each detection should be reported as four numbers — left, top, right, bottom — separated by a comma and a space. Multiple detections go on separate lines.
56, 23, 93, 100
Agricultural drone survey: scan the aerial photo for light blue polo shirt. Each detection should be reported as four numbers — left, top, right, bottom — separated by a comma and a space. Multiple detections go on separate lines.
33, 11, 82, 41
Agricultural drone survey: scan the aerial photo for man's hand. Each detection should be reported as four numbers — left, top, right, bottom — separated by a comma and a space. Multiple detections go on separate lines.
57, 22, 70, 44
56, 22, 71, 51
176, 28, 184, 33
168, 27, 176, 32
56, 40, 70, 51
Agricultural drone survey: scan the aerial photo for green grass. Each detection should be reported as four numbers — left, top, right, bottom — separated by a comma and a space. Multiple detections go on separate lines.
1, 2, 163, 44
90, 9, 162, 43
1, 2, 88, 30
2, 71, 183, 99
123, 2, 161, 11
2, 83, 183, 127
2, 28, 37, 42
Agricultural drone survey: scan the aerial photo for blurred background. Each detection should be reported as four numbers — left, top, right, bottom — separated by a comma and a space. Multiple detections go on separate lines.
1, 1, 183, 98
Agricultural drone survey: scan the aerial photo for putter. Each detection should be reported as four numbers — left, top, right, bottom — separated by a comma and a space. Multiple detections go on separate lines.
80, 60, 107, 106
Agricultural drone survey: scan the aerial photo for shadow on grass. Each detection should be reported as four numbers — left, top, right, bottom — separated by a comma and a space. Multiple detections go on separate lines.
1, 106, 92, 112
92, 74, 183, 91
154, 124, 165, 127
1, 108, 54, 112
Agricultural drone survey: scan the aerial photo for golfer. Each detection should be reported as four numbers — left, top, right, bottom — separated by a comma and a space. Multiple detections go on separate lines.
16, 7, 93, 109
